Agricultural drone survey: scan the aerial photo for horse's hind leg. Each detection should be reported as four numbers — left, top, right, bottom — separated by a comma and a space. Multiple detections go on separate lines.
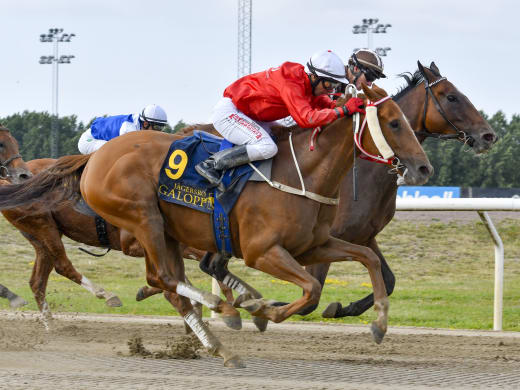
27, 237, 55, 323
134, 222, 244, 367
323, 237, 395, 318
199, 252, 268, 331
0, 283, 27, 308
34, 225, 122, 308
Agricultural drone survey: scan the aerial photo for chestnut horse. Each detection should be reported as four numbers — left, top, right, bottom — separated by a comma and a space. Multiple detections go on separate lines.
0, 158, 124, 320
0, 85, 432, 366
137, 62, 497, 319
1, 157, 222, 329
0, 125, 33, 308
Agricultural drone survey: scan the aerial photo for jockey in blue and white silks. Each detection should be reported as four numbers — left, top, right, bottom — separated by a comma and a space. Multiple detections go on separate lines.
78, 104, 168, 154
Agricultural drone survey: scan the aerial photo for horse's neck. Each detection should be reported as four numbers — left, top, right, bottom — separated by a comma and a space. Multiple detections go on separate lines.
396, 88, 428, 144
273, 117, 354, 198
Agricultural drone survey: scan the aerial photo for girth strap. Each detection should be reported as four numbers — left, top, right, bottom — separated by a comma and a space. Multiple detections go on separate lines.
95, 215, 111, 247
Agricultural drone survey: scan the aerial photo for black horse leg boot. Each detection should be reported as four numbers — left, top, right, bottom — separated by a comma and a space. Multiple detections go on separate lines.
195, 145, 251, 187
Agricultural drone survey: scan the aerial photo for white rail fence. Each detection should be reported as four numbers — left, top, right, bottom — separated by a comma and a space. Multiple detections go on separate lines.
396, 197, 520, 331
211, 198, 519, 329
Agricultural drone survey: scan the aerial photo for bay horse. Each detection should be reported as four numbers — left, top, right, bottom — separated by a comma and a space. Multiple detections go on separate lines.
0, 84, 432, 366
308, 61, 497, 318
136, 62, 497, 320
0, 125, 32, 309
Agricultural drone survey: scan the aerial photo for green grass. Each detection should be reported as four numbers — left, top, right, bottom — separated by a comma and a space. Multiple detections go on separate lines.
0, 216, 519, 331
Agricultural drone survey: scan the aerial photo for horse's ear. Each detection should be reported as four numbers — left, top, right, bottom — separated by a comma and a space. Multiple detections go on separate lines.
417, 61, 426, 77
429, 61, 441, 76
417, 60, 433, 82
361, 83, 381, 101
370, 83, 388, 98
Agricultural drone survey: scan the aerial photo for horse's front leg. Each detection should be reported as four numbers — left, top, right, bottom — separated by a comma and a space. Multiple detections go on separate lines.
297, 236, 389, 344
323, 237, 395, 319
240, 245, 323, 323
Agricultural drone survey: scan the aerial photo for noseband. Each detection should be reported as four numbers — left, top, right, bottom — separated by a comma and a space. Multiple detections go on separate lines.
417, 77, 473, 146
0, 154, 22, 179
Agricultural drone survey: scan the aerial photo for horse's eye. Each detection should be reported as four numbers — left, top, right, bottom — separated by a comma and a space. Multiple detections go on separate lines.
0, 143, 5, 148
447, 95, 458, 102
389, 120, 399, 129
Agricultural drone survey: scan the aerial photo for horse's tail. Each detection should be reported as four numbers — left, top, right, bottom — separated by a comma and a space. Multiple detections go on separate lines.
0, 154, 91, 210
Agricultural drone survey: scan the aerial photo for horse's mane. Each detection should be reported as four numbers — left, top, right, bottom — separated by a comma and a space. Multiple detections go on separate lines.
393, 70, 426, 101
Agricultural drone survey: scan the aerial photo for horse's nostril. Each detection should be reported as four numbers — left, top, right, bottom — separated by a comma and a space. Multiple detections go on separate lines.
419, 165, 432, 177
19, 173, 31, 181
483, 133, 497, 143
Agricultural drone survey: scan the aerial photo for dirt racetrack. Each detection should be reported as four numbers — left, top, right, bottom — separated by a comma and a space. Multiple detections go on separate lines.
1, 311, 519, 390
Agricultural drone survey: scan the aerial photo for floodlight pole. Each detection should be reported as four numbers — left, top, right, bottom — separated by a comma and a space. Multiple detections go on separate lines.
39, 28, 75, 158
352, 18, 392, 56
237, 0, 252, 78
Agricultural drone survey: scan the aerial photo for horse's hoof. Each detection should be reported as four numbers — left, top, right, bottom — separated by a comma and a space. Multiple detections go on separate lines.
233, 293, 253, 308
106, 295, 123, 307
322, 302, 341, 318
136, 288, 146, 302
370, 321, 386, 345
222, 315, 242, 330
252, 316, 269, 332
240, 298, 265, 314
9, 296, 28, 309
224, 355, 246, 368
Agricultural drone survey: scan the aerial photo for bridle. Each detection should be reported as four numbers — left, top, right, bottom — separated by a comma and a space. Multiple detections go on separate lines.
0, 153, 22, 180
343, 85, 405, 199
353, 96, 403, 169
416, 77, 474, 146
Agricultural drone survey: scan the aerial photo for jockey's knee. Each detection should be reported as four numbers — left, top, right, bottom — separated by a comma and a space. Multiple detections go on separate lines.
247, 142, 277, 161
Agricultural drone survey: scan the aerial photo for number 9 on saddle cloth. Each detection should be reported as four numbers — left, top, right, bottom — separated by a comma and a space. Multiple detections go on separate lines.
157, 130, 272, 256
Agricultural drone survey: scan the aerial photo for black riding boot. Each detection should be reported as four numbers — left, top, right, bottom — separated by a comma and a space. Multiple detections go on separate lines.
195, 145, 251, 187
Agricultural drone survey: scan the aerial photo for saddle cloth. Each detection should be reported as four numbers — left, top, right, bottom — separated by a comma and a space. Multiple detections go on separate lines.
158, 130, 272, 256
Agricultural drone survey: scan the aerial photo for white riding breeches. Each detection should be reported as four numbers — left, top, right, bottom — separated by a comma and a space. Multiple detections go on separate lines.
211, 97, 278, 161
77, 129, 107, 154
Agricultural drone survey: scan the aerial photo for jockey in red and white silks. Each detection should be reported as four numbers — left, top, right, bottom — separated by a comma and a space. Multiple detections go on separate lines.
196, 50, 366, 188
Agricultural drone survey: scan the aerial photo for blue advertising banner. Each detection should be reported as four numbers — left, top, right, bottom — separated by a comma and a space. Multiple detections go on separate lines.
397, 186, 460, 199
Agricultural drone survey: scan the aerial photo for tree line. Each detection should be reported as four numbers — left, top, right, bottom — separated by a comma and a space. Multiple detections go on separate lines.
1, 110, 519, 188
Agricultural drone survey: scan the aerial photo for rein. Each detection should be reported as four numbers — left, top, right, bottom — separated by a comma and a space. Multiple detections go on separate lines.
248, 88, 400, 206
0, 154, 22, 179
417, 77, 471, 144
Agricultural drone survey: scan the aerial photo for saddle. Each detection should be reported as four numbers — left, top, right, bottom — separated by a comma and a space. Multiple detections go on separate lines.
158, 130, 273, 256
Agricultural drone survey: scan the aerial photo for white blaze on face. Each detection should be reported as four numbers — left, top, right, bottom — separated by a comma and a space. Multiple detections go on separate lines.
366, 105, 394, 159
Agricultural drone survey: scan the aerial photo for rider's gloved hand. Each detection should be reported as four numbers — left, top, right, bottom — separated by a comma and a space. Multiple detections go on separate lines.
334, 97, 366, 118
344, 97, 366, 115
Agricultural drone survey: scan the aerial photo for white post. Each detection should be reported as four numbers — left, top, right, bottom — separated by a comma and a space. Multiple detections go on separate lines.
211, 278, 221, 319
478, 211, 504, 331
395, 198, 518, 331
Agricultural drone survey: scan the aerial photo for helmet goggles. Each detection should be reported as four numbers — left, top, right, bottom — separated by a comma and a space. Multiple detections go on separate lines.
321, 77, 340, 91
351, 52, 385, 82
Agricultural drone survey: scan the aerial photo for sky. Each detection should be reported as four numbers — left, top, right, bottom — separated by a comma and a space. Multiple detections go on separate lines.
1, 0, 518, 127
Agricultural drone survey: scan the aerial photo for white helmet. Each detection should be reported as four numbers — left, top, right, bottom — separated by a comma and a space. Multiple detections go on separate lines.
139, 104, 168, 125
306, 50, 348, 84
